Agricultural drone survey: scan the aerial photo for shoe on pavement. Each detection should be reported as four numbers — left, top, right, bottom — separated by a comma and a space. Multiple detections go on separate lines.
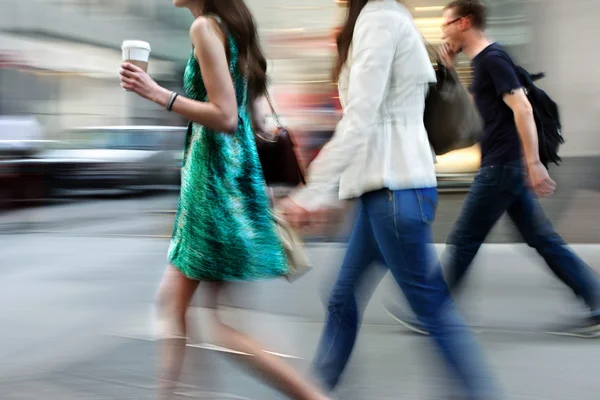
383, 299, 486, 335
382, 299, 428, 335
545, 315, 600, 338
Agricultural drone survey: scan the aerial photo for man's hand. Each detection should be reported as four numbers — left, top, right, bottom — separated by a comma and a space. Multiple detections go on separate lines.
527, 161, 556, 197
440, 43, 457, 69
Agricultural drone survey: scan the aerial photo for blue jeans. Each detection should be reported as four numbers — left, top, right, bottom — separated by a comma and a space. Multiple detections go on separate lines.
313, 188, 498, 399
446, 160, 600, 315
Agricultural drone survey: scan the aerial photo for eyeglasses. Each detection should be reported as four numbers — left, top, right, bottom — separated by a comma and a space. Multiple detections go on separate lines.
441, 15, 468, 29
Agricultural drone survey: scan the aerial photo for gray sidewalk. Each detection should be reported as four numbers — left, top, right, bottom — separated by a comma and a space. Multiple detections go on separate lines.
2, 314, 599, 400
1, 233, 600, 399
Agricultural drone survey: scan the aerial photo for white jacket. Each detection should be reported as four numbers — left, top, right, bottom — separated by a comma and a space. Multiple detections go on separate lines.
291, 0, 437, 211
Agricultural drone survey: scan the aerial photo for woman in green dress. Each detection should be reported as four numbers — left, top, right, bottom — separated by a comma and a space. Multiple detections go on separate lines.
119, 1, 329, 399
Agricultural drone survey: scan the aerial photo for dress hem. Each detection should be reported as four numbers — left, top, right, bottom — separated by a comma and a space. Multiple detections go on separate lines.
167, 258, 288, 283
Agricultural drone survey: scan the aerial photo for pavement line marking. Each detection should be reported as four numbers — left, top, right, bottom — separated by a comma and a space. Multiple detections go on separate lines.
103, 333, 156, 341
102, 333, 304, 360
66, 372, 254, 399
188, 343, 248, 356
12, 231, 172, 238
174, 391, 253, 400
65, 371, 158, 390
188, 343, 304, 360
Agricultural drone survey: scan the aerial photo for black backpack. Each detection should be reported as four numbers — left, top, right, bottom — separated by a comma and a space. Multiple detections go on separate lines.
514, 67, 564, 167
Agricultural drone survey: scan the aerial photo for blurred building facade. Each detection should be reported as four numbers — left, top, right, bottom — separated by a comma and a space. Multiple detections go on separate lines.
530, 0, 600, 157
0, 0, 191, 138
0, 0, 599, 157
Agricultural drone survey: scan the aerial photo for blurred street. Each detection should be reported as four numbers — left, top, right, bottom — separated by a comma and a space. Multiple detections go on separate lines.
1, 194, 600, 399
1, 0, 599, 398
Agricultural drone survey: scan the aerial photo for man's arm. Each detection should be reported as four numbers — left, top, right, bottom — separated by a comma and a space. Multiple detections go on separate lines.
484, 53, 555, 196
501, 82, 555, 197
503, 89, 540, 167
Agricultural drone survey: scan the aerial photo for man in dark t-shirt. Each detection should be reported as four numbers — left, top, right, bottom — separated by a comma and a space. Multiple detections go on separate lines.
385, 0, 600, 337
470, 42, 523, 166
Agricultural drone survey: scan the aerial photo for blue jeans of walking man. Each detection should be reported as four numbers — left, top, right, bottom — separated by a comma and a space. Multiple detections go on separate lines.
446, 160, 600, 315
312, 188, 498, 399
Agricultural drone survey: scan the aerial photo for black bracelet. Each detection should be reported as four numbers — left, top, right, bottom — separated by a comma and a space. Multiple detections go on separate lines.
166, 92, 179, 112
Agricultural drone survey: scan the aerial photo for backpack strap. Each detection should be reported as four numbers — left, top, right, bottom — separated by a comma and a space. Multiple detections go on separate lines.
530, 72, 545, 82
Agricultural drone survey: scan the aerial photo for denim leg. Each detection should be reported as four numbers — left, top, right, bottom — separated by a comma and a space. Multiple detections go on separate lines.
367, 188, 499, 400
312, 203, 382, 390
446, 166, 515, 293
507, 184, 600, 314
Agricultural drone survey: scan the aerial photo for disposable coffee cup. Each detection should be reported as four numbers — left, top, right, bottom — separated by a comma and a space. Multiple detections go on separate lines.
122, 40, 151, 72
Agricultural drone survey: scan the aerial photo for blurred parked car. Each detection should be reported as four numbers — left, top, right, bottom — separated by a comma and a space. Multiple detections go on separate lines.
37, 126, 187, 194
0, 117, 50, 208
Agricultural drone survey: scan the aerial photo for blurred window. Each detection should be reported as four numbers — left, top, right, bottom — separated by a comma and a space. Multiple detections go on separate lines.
161, 129, 187, 151
68, 128, 158, 150
67, 127, 187, 150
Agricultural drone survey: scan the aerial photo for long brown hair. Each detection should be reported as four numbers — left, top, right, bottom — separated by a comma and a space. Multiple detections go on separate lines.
333, 0, 369, 81
202, 0, 267, 106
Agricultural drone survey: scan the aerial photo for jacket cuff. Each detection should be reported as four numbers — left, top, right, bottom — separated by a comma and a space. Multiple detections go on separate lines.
289, 186, 337, 212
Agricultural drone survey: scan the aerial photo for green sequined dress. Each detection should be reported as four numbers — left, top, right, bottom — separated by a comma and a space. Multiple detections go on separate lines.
167, 32, 288, 282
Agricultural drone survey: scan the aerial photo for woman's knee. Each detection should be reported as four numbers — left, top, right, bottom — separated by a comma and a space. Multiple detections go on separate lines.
155, 265, 198, 339
156, 288, 183, 319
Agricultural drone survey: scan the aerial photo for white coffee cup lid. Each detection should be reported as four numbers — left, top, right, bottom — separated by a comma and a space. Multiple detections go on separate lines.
122, 40, 151, 51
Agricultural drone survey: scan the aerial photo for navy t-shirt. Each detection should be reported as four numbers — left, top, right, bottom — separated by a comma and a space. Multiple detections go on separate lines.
470, 43, 522, 166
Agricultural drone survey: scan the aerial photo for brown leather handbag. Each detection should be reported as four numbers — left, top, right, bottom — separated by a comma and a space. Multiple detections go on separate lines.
254, 92, 305, 186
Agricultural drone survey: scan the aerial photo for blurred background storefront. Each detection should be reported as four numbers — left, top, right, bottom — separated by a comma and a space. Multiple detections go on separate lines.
257, 0, 535, 184
1, 0, 596, 144
1, 0, 600, 204
0, 0, 188, 136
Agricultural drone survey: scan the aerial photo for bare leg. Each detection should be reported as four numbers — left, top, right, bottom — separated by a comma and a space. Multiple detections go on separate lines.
206, 282, 330, 400
155, 265, 200, 399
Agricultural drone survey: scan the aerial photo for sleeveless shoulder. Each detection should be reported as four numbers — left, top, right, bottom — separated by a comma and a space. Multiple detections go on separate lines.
183, 15, 247, 107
